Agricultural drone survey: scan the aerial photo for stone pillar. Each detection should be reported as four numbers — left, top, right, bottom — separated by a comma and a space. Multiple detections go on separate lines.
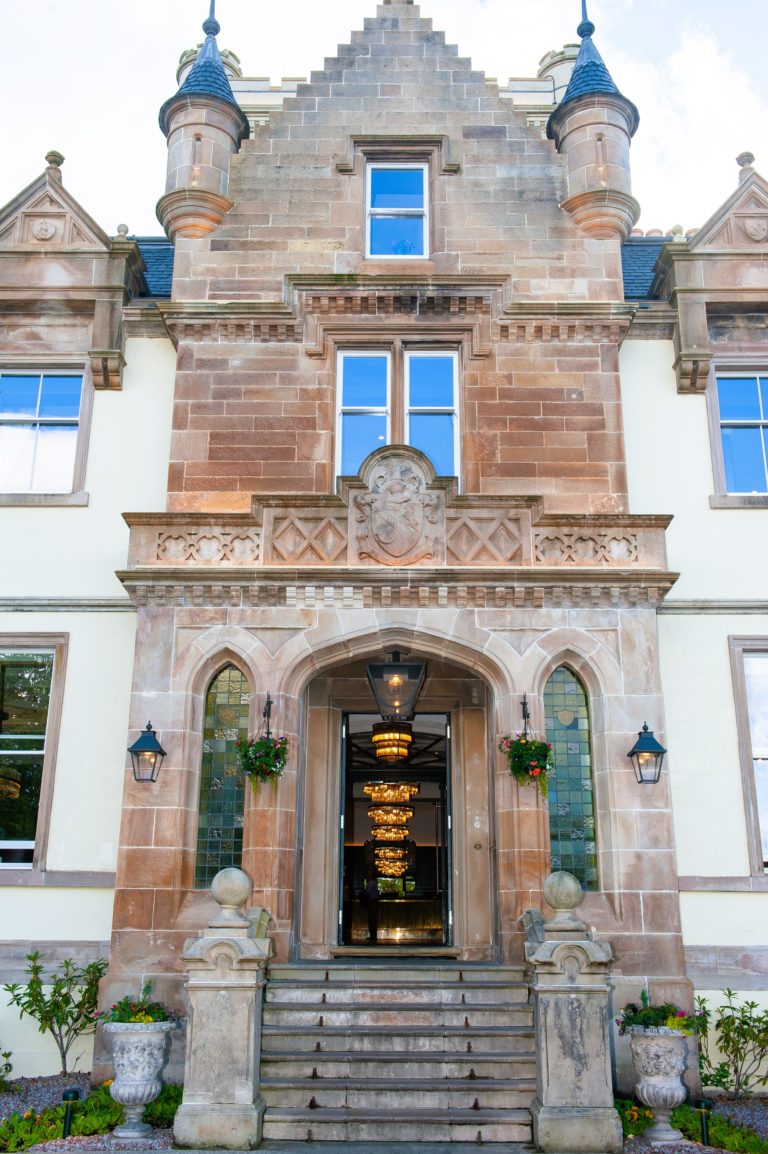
173, 868, 271, 1150
523, 871, 623, 1154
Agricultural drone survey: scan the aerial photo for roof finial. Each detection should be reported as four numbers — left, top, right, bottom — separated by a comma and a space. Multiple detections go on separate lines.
577, 0, 595, 39
203, 0, 220, 37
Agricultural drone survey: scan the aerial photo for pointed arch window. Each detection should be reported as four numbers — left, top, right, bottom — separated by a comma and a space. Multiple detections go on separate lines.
544, 666, 597, 890
195, 665, 249, 889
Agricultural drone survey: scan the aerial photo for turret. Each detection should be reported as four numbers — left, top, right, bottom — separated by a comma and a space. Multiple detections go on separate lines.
547, 2, 639, 240
156, 2, 250, 242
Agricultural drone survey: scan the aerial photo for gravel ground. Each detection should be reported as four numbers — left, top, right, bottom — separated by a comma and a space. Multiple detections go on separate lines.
1, 1078, 767, 1151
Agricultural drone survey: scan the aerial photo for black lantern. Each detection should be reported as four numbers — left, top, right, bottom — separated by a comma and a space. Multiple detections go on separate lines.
628, 723, 666, 785
367, 653, 426, 721
128, 722, 166, 783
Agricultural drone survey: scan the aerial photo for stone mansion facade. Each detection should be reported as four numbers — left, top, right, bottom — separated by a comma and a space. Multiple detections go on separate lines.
1, 0, 767, 1146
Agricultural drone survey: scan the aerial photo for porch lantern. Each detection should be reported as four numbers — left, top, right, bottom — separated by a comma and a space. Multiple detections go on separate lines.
367, 654, 426, 721
628, 723, 666, 785
128, 722, 166, 784
371, 720, 413, 763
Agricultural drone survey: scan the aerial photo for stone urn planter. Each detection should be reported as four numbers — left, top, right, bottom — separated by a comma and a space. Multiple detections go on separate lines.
103, 1020, 177, 1138
628, 1027, 689, 1144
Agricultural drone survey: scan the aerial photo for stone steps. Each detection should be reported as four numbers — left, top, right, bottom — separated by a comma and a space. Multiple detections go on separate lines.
259, 963, 535, 1144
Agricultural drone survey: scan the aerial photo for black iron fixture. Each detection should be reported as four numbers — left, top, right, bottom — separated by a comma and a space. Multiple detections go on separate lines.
127, 722, 167, 783
628, 723, 667, 785
262, 691, 273, 738
367, 652, 426, 721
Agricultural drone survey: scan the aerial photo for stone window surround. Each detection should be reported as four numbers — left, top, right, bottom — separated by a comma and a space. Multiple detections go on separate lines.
0, 633, 68, 884
365, 160, 430, 260
334, 337, 462, 485
707, 360, 768, 509
0, 358, 93, 507
729, 635, 768, 875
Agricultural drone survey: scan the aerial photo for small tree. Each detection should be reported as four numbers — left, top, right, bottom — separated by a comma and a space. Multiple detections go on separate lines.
697, 989, 768, 1097
4, 950, 107, 1075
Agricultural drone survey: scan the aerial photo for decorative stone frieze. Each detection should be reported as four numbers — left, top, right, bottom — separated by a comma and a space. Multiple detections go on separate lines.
124, 446, 673, 580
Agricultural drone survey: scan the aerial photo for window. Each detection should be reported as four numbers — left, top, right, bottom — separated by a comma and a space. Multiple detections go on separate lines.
0, 372, 84, 494
195, 665, 249, 888
336, 348, 459, 478
730, 638, 768, 874
544, 666, 597, 890
366, 163, 428, 258
0, 651, 55, 869
716, 374, 768, 493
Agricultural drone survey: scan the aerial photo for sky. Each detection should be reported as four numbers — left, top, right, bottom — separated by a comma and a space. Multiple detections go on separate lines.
0, 0, 766, 237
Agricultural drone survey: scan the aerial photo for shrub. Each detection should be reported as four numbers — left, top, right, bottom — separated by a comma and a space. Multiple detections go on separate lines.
615, 1099, 768, 1152
697, 990, 768, 1097
3, 951, 107, 1075
0, 1082, 181, 1152
0, 1049, 11, 1092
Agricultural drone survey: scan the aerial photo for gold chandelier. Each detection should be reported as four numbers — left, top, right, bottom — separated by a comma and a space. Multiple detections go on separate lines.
367, 804, 413, 826
371, 824, 409, 841
377, 860, 408, 877
371, 721, 413, 763
363, 781, 420, 804
375, 845, 407, 862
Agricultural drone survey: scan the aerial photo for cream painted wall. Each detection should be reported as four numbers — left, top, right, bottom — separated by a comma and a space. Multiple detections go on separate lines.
681, 893, 768, 947
0, 337, 175, 599
0, 1000, 97, 1077
620, 339, 768, 601
657, 613, 764, 878
0, 610, 136, 872
1, 889, 114, 941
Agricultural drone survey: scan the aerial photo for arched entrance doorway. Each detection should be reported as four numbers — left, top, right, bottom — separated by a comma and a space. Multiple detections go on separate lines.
296, 650, 498, 960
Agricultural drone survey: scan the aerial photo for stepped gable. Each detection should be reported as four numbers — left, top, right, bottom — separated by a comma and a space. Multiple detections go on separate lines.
174, 0, 625, 306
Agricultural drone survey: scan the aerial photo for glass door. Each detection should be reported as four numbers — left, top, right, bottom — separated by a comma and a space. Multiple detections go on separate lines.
339, 713, 452, 946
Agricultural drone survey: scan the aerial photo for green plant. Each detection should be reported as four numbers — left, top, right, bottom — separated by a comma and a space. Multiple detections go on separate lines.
698, 989, 768, 1098
237, 733, 288, 788
616, 987, 704, 1035
3, 951, 107, 1075
615, 1097, 655, 1137
615, 1099, 768, 1152
99, 982, 177, 1024
0, 1083, 182, 1152
498, 732, 553, 798
696, 995, 736, 1091
0, 1048, 12, 1092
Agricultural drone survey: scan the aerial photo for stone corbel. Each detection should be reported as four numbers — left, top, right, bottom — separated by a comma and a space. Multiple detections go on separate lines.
90, 295, 125, 389
673, 295, 711, 394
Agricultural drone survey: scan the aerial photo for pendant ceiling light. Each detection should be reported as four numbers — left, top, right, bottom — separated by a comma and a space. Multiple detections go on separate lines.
371, 824, 409, 841
375, 846, 407, 863
371, 721, 413, 763
367, 653, 426, 722
367, 804, 414, 826
378, 860, 408, 878
363, 781, 420, 804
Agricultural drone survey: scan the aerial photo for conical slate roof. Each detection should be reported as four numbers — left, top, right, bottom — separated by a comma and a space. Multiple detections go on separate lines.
159, 7, 249, 137
547, 3, 638, 136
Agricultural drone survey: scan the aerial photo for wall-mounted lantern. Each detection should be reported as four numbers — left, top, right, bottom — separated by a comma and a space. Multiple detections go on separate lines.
128, 722, 166, 783
628, 723, 666, 785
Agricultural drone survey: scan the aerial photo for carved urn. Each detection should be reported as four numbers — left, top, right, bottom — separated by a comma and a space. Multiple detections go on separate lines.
103, 1020, 177, 1138
628, 1027, 688, 1144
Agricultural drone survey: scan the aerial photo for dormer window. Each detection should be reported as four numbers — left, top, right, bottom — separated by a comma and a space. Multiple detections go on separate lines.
366, 163, 428, 258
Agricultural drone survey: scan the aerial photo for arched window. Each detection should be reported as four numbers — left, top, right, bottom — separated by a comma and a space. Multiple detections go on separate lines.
544, 666, 597, 890
195, 665, 249, 889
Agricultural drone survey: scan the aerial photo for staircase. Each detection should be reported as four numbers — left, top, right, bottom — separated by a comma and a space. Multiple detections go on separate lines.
259, 962, 536, 1144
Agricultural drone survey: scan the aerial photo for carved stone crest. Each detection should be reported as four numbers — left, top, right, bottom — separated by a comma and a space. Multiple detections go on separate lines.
353, 450, 442, 565
742, 216, 768, 243
32, 219, 57, 241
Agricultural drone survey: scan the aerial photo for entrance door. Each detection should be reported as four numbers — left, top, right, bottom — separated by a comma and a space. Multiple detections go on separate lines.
339, 713, 452, 946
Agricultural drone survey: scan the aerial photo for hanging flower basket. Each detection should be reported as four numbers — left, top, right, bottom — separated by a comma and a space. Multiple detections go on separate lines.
498, 732, 553, 798
237, 734, 288, 790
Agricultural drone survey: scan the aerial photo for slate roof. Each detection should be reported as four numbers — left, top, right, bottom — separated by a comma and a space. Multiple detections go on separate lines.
134, 238, 174, 297
131, 236, 669, 302
560, 33, 623, 105
158, 16, 249, 137
621, 237, 670, 300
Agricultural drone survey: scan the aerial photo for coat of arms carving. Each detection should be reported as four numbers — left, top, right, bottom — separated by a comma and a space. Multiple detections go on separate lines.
354, 452, 442, 565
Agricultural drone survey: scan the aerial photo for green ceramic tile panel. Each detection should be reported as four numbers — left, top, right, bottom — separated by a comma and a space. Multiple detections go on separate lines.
195, 665, 249, 888
544, 666, 598, 889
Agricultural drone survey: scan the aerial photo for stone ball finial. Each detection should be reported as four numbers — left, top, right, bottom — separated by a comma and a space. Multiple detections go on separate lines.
45, 150, 64, 168
737, 151, 756, 169
116, 224, 129, 237
543, 870, 583, 912
210, 867, 252, 928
